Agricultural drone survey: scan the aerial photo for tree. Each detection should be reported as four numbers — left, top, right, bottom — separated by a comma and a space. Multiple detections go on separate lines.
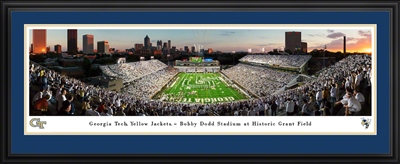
88, 67, 101, 77
29, 54, 45, 63
82, 57, 91, 72
284, 49, 292, 55
310, 50, 322, 57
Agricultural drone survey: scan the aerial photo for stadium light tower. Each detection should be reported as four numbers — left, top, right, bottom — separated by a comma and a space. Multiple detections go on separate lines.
323, 45, 327, 68
167, 54, 170, 66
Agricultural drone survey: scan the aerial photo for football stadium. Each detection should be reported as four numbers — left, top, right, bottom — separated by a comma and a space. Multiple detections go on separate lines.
30, 53, 372, 117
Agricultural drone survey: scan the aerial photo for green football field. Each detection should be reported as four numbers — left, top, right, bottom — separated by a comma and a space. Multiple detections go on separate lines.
158, 73, 247, 103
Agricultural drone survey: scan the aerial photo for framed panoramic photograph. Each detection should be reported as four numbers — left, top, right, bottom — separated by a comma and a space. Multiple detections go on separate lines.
1, 1, 399, 163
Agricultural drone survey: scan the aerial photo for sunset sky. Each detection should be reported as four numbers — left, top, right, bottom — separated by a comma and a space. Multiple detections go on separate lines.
29, 29, 372, 53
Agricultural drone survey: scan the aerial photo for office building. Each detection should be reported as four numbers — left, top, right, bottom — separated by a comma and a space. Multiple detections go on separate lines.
67, 29, 78, 54
168, 40, 171, 49
184, 46, 189, 53
135, 44, 144, 50
32, 29, 47, 54
191, 46, 196, 53
54, 44, 62, 53
301, 42, 307, 53
97, 41, 110, 54
144, 35, 150, 49
83, 34, 94, 54
157, 40, 162, 49
285, 31, 302, 54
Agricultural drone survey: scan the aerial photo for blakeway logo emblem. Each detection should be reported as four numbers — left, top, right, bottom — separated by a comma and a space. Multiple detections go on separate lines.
29, 118, 47, 129
361, 117, 371, 129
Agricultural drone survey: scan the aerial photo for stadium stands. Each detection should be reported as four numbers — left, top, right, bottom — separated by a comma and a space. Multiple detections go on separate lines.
222, 63, 297, 97
99, 60, 167, 84
239, 55, 311, 68
29, 54, 371, 116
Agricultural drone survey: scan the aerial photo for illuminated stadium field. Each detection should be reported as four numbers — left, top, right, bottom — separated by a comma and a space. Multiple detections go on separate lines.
157, 73, 247, 103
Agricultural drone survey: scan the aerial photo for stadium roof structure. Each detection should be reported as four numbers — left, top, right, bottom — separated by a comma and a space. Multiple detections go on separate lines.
88, 76, 119, 83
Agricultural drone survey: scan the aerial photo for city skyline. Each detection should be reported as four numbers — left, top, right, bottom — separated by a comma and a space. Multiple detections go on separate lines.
28, 29, 372, 53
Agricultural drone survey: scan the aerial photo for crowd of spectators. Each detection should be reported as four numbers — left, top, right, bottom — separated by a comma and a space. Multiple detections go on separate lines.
99, 60, 167, 83
121, 67, 179, 99
240, 55, 312, 67
222, 63, 297, 97
30, 54, 371, 116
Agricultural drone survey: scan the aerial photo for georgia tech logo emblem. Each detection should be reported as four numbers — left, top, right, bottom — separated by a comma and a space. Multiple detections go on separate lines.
29, 118, 47, 129
361, 117, 371, 129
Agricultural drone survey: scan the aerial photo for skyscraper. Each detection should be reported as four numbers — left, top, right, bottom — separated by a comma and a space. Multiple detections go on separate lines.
191, 46, 195, 53
97, 41, 110, 54
32, 29, 47, 54
301, 42, 307, 53
67, 29, 78, 54
157, 40, 162, 47
54, 44, 62, 53
83, 34, 94, 54
168, 40, 171, 49
285, 31, 302, 54
135, 44, 144, 50
184, 46, 189, 53
144, 35, 150, 49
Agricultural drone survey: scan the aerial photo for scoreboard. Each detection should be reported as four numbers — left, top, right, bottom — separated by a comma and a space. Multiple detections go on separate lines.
190, 57, 203, 63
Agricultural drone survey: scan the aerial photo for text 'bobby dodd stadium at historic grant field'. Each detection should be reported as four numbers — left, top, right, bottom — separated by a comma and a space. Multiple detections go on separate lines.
88, 121, 312, 127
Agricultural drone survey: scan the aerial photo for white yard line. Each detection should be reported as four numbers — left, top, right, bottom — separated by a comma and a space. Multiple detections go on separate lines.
170, 77, 179, 88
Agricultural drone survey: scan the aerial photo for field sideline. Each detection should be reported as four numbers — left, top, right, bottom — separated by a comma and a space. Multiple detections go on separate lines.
157, 73, 247, 103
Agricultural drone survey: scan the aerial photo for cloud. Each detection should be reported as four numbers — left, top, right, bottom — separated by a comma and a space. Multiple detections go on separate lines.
327, 32, 345, 39
309, 30, 371, 52
220, 31, 235, 36
358, 30, 371, 37
308, 34, 325, 37
327, 29, 334, 33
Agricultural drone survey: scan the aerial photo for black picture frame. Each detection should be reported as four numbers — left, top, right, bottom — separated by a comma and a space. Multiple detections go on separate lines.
1, 1, 398, 163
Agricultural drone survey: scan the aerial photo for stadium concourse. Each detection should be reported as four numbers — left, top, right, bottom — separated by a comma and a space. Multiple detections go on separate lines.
30, 54, 371, 116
